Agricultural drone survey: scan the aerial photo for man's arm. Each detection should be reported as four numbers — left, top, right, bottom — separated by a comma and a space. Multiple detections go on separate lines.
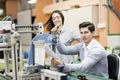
57, 40, 80, 55
63, 49, 105, 72
45, 44, 59, 59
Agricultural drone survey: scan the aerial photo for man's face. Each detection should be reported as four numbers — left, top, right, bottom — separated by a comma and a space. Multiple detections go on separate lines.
80, 27, 94, 45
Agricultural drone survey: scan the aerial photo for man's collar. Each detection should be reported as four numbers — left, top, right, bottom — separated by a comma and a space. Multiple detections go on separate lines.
83, 39, 95, 49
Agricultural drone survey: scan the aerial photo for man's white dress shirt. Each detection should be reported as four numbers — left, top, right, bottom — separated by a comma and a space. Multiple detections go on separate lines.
57, 39, 108, 78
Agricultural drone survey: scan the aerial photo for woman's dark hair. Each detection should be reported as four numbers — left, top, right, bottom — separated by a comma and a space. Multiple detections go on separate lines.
79, 22, 95, 33
44, 10, 64, 33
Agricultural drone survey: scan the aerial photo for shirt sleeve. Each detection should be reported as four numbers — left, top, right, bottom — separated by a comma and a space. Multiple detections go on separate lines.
63, 49, 105, 72
57, 40, 80, 55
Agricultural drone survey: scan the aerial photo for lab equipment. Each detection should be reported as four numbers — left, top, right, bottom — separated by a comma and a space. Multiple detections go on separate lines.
2, 22, 44, 80
0, 20, 60, 80
51, 31, 59, 52
23, 33, 59, 71
23, 40, 45, 71
0, 21, 12, 48
41, 69, 67, 80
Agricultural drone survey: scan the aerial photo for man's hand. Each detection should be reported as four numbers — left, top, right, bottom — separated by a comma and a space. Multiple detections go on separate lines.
51, 58, 62, 67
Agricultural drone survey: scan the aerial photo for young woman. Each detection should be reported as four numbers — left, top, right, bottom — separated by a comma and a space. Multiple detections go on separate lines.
27, 10, 81, 66
44, 10, 81, 64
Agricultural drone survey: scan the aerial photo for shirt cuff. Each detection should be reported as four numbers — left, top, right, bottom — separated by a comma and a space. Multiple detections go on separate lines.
63, 64, 71, 72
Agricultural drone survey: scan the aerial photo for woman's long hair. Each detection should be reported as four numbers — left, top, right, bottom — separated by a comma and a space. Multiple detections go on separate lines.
44, 10, 64, 33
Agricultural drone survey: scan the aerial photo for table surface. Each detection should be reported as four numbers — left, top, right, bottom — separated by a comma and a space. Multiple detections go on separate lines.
70, 72, 112, 80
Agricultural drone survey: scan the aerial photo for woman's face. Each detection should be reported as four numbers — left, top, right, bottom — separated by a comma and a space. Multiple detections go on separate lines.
52, 13, 62, 27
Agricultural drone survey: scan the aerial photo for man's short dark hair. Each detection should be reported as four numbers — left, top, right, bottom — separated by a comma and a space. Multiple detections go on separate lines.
79, 22, 95, 33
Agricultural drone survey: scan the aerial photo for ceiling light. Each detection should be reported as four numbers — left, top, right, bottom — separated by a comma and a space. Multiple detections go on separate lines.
28, 0, 37, 4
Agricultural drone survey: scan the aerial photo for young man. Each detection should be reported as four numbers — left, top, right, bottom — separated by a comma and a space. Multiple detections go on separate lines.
51, 22, 108, 78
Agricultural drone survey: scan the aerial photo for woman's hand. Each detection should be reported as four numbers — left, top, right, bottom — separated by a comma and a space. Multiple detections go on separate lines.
51, 58, 62, 67
51, 26, 60, 34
